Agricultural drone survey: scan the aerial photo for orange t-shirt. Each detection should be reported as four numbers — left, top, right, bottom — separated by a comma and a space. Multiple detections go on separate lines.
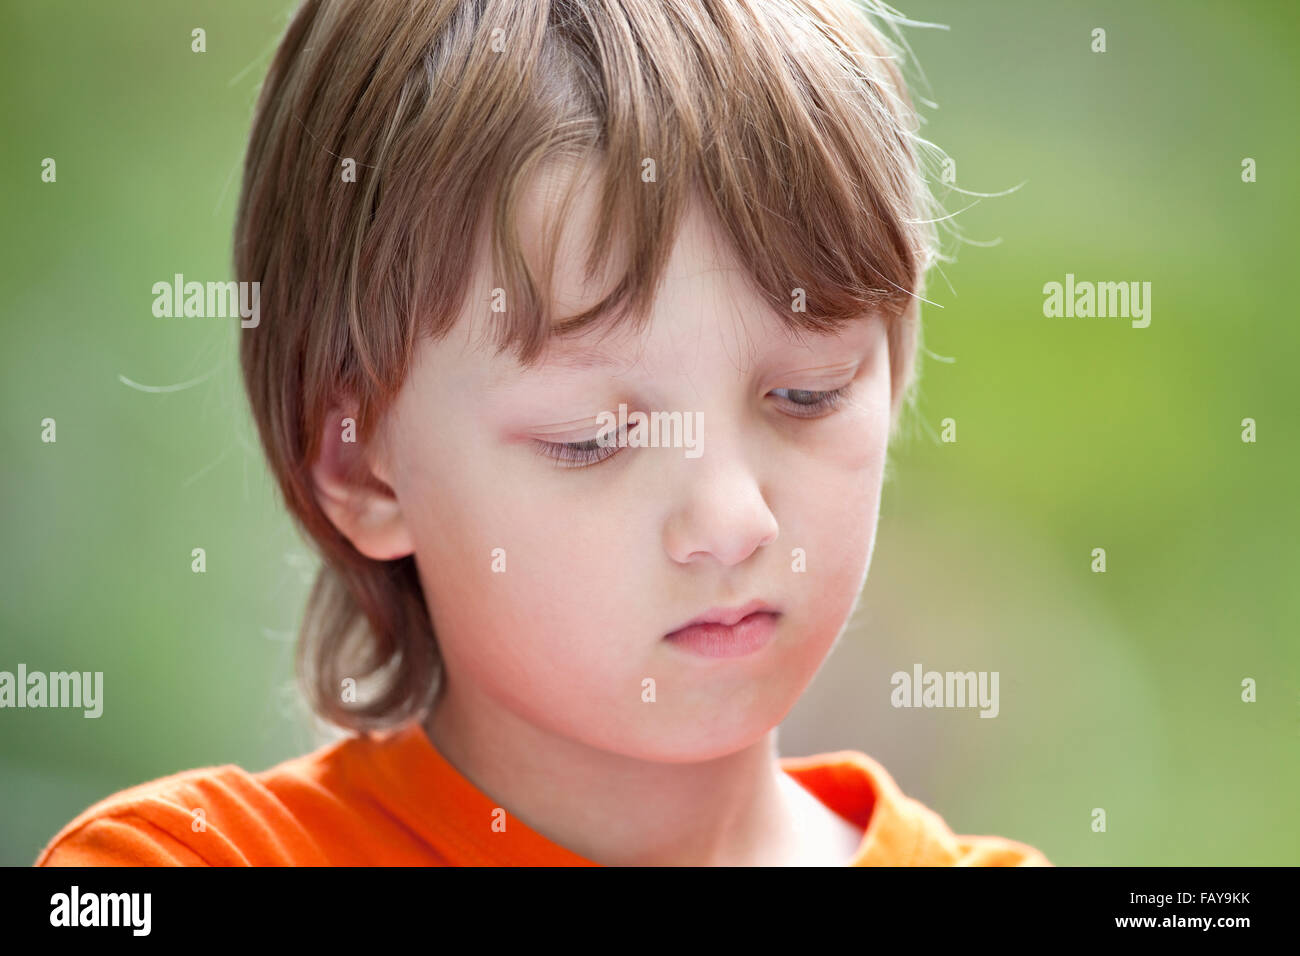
35, 720, 1050, 866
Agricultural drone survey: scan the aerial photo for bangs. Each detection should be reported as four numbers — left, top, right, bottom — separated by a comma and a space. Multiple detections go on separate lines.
452, 0, 941, 368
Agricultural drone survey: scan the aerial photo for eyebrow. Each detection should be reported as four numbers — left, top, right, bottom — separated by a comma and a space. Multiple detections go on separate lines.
526, 309, 874, 375
537, 341, 630, 371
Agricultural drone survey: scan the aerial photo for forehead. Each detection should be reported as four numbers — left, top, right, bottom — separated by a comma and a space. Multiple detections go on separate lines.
453, 157, 802, 380
525, 159, 760, 322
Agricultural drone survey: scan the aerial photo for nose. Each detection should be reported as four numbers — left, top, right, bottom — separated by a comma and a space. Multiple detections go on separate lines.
662, 437, 779, 566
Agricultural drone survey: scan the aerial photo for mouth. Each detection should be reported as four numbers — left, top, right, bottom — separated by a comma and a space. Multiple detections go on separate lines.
663, 600, 782, 658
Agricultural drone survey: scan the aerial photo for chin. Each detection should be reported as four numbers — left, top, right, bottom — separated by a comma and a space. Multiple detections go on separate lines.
609, 701, 791, 765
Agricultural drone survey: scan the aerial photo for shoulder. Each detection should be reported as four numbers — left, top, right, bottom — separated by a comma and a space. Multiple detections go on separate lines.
782, 749, 1053, 867
35, 734, 363, 867
907, 798, 1054, 867
868, 755, 1053, 867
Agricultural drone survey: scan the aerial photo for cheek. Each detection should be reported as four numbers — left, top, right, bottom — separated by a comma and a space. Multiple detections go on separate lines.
781, 393, 890, 621
397, 444, 631, 671
402, 461, 645, 746
801, 389, 890, 536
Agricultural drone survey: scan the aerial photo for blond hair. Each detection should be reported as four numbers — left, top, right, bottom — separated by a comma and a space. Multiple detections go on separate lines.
234, 0, 944, 732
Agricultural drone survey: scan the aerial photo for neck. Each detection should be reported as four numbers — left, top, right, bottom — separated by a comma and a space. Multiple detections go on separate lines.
422, 678, 805, 866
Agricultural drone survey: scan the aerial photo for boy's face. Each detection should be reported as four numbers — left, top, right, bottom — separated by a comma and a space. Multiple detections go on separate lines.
362, 167, 893, 763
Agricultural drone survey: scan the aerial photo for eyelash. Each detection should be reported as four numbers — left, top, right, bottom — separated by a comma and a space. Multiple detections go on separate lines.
533, 430, 625, 469
533, 383, 853, 469
769, 383, 853, 418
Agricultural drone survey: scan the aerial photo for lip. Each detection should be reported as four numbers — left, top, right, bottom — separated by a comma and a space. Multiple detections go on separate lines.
667, 599, 779, 633
663, 601, 782, 659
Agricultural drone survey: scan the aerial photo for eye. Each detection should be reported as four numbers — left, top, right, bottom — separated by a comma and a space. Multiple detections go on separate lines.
769, 384, 853, 419
533, 424, 627, 469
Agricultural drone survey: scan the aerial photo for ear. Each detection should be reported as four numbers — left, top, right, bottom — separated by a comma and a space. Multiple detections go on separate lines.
310, 406, 415, 561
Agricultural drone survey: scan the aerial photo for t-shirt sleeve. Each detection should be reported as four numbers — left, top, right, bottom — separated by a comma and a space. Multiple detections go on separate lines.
900, 796, 1053, 866
953, 834, 1053, 867
37, 812, 212, 867
34, 764, 335, 867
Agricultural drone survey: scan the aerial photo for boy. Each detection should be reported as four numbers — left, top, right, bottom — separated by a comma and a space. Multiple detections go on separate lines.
37, 0, 1049, 866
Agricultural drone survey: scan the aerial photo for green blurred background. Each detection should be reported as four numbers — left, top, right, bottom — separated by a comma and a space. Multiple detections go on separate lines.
2, 0, 1296, 866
